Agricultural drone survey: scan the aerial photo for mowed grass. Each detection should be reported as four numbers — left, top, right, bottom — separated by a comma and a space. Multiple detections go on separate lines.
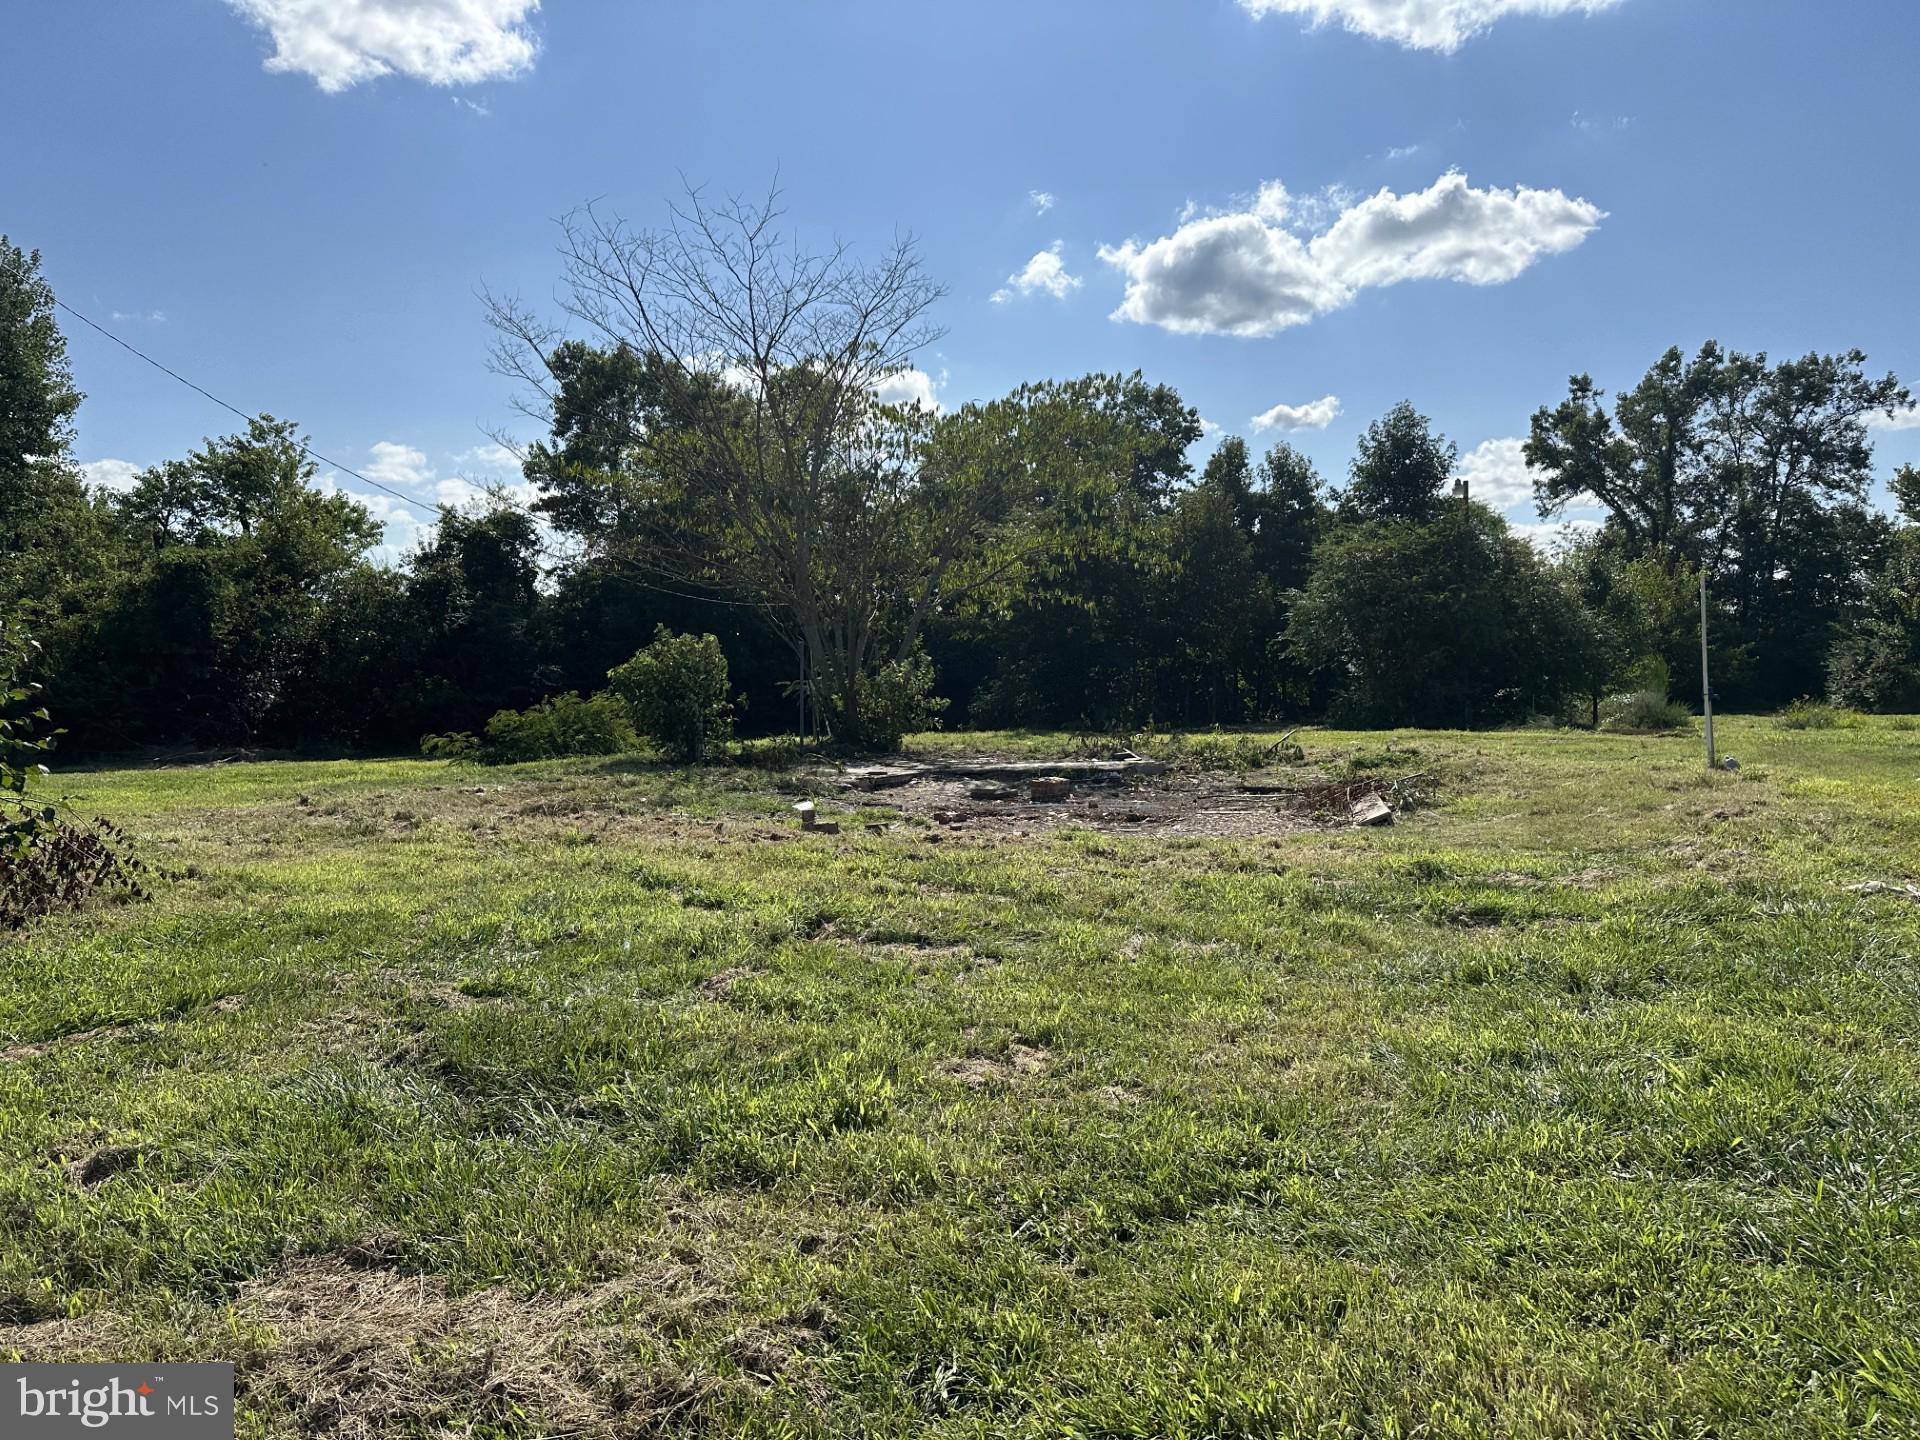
3, 719, 1919, 1437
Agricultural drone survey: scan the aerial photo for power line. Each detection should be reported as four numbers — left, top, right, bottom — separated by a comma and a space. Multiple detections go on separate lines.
56, 299, 767, 610
56, 300, 439, 518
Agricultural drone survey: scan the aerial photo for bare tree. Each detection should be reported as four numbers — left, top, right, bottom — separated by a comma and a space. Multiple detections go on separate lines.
484, 182, 951, 741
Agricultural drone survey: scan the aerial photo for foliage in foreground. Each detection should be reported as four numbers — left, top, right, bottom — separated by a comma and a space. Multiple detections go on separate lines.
607, 626, 733, 762
1, 617, 146, 927
422, 691, 637, 766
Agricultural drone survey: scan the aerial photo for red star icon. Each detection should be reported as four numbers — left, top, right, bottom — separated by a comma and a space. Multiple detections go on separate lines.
137, 1384, 154, 1396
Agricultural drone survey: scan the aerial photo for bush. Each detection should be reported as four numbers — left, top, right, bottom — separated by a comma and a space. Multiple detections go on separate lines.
2, 616, 149, 928
1775, 697, 1858, 730
419, 731, 484, 762
1599, 689, 1692, 732
421, 692, 636, 765
607, 628, 733, 762
482, 692, 637, 763
844, 652, 948, 752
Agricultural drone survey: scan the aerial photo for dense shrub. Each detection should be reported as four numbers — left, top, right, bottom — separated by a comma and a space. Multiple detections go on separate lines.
421, 691, 636, 765
607, 627, 733, 762
1289, 508, 1597, 728
485, 692, 635, 763
845, 652, 948, 752
1599, 689, 1692, 732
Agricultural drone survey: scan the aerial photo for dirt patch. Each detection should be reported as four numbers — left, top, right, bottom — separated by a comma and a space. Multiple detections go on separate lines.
698, 966, 764, 999
233, 1256, 721, 1439
63, 1145, 152, 1190
942, 1042, 1051, 1088
862, 767, 1437, 840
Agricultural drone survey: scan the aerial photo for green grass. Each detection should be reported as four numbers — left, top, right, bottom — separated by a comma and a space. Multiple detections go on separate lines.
5, 718, 1920, 1437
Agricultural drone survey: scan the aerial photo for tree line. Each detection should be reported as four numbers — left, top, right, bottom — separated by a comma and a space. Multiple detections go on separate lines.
4, 208, 1916, 759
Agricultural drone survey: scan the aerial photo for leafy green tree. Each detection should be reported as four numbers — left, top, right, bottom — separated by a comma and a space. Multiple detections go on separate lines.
0, 237, 105, 612
488, 187, 953, 746
1555, 536, 1706, 710
1828, 469, 1920, 712
1893, 463, 1920, 525
53, 419, 380, 748
1526, 346, 1724, 556
397, 502, 547, 737
943, 375, 1200, 729
295, 565, 416, 747
1289, 506, 1595, 726
1337, 401, 1456, 524
1827, 532, 1920, 713
1527, 343, 1910, 705
1248, 440, 1330, 594
519, 340, 657, 551
1155, 441, 1278, 723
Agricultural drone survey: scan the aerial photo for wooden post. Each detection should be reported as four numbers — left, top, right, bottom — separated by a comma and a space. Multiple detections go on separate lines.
1699, 568, 1716, 770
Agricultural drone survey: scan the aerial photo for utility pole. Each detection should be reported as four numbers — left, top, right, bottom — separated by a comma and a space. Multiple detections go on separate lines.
1699, 567, 1716, 770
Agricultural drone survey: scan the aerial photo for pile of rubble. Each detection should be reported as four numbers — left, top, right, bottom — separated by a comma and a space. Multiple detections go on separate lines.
790, 753, 1435, 840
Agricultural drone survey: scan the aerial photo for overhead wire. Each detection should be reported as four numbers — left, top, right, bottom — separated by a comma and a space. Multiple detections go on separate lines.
55, 299, 768, 609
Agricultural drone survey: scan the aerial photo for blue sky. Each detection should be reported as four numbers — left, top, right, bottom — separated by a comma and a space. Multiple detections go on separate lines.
8, 0, 1918, 555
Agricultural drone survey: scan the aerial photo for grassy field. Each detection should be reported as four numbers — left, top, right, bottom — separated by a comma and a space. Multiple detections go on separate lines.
3, 719, 1919, 1437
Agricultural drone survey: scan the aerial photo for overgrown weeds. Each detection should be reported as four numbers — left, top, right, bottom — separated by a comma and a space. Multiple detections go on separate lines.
1776, 697, 1862, 730
2, 616, 150, 929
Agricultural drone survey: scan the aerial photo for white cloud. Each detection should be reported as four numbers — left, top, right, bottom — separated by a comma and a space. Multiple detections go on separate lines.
1029, 190, 1056, 215
1238, 0, 1624, 52
993, 243, 1083, 303
1252, 395, 1342, 432
1456, 436, 1544, 508
109, 309, 166, 324
872, 368, 945, 413
1571, 110, 1632, 133
1869, 405, 1920, 432
364, 440, 434, 490
1511, 517, 1602, 555
1100, 172, 1602, 338
223, 0, 539, 92
1098, 214, 1341, 338
1310, 173, 1606, 289
80, 458, 143, 493
1199, 417, 1225, 437
453, 442, 524, 476
1386, 143, 1423, 160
